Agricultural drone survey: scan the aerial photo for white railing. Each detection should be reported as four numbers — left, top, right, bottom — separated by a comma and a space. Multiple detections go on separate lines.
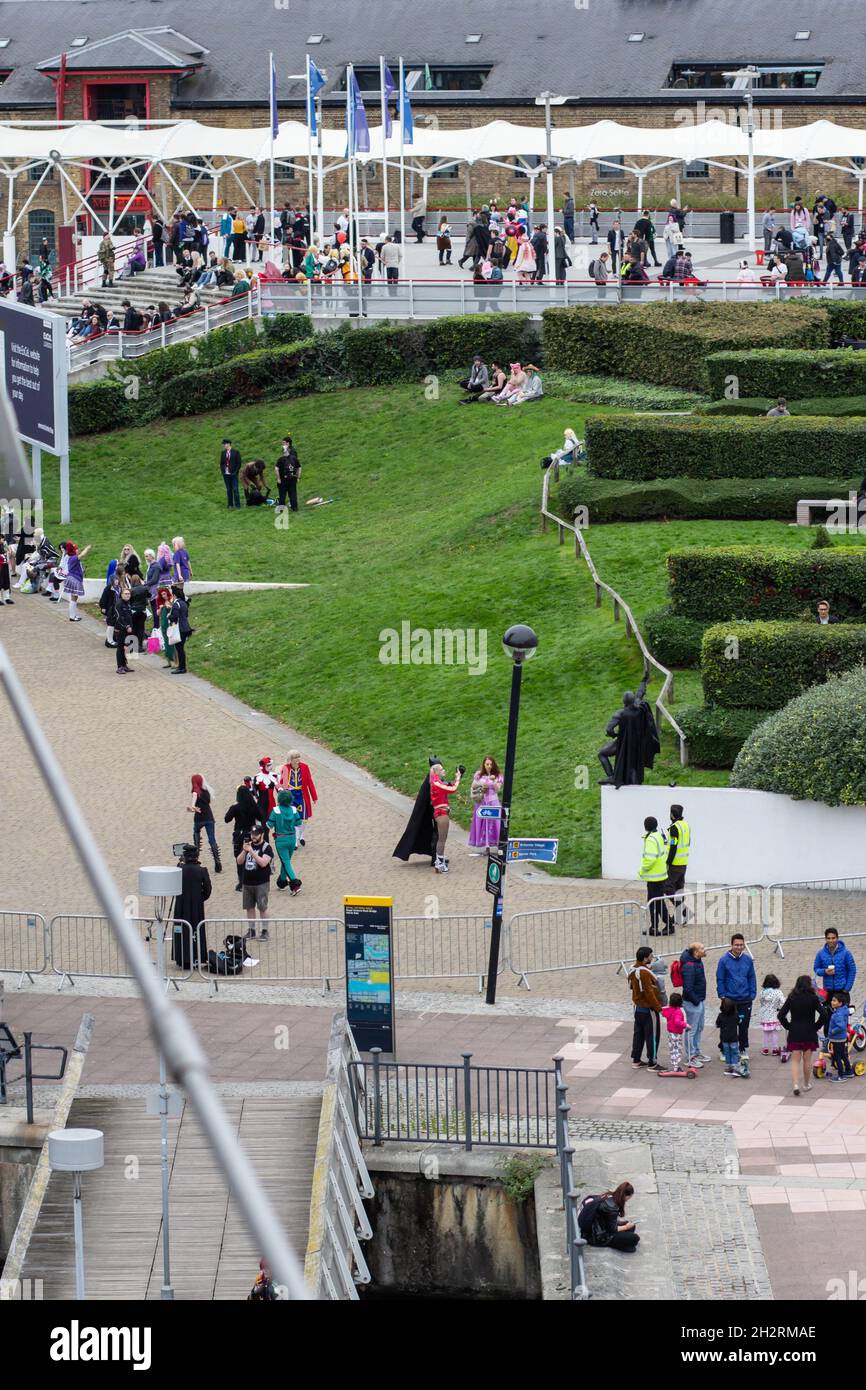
66, 287, 262, 373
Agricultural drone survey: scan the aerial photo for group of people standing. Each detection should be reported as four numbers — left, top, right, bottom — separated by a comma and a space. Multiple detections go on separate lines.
99, 537, 193, 675
219, 435, 302, 511
393, 755, 504, 873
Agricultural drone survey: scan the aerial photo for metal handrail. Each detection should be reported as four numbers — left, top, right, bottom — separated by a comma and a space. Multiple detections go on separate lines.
540, 462, 688, 764
554, 1058, 590, 1301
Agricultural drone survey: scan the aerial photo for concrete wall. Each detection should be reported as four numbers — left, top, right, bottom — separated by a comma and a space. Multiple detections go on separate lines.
601, 783, 866, 886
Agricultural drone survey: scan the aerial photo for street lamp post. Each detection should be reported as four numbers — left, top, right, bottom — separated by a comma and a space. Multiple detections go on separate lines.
485, 624, 538, 1006
536, 94, 568, 287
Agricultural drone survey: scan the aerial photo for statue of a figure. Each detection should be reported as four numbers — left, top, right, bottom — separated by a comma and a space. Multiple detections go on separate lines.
598, 668, 661, 788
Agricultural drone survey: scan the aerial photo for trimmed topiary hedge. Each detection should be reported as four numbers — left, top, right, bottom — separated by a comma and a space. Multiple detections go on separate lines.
557, 473, 855, 524
643, 607, 710, 668
424, 313, 540, 369
585, 413, 866, 481
699, 396, 866, 417
668, 547, 866, 622
159, 339, 322, 417
706, 349, 866, 402
262, 313, 315, 346
701, 620, 866, 710
731, 666, 866, 805
542, 301, 829, 391
343, 323, 430, 385
677, 704, 769, 770
68, 379, 140, 435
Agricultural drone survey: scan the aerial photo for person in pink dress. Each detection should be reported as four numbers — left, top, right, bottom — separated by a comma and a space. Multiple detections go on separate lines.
468, 756, 504, 854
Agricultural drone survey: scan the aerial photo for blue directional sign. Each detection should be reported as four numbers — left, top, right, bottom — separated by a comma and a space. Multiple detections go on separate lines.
507, 838, 559, 864
477, 806, 501, 820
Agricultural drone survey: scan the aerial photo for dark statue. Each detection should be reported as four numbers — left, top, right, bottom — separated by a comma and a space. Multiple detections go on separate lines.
598, 669, 661, 788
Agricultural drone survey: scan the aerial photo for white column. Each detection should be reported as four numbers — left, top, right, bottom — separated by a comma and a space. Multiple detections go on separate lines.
60, 453, 70, 525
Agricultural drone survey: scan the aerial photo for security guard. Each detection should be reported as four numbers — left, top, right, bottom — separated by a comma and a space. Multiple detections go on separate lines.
666, 803, 691, 926
639, 816, 672, 936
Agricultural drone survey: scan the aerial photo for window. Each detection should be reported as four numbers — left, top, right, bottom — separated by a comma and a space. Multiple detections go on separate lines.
596, 156, 625, 179
28, 209, 55, 259
307, 34, 323, 44
28, 161, 54, 183
347, 64, 489, 93
794, 30, 811, 40
684, 160, 709, 179
628, 33, 645, 42
431, 162, 460, 179
667, 62, 823, 89
465, 34, 482, 43
0, 39, 10, 49
513, 154, 542, 178
184, 156, 207, 176
766, 163, 794, 179
274, 160, 296, 181
71, 35, 88, 46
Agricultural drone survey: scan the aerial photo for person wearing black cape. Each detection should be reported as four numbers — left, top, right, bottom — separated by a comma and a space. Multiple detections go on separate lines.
598, 669, 660, 788
171, 843, 211, 970
393, 757, 440, 865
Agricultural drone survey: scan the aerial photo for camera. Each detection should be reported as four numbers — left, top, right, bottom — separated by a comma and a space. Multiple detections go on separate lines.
457, 764, 466, 775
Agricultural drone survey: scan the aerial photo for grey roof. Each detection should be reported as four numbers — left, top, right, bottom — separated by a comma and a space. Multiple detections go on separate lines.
37, 28, 208, 72
0, 0, 862, 109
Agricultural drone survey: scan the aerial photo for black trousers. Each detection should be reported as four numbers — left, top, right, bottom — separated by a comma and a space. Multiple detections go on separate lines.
646, 881, 671, 932
831, 1040, 854, 1077
131, 609, 147, 651
113, 629, 129, 669
175, 637, 187, 673
278, 479, 298, 511
223, 472, 240, 508
632, 1007, 659, 1064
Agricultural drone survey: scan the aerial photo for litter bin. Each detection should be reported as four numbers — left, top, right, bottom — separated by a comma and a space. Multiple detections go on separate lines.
719, 211, 736, 244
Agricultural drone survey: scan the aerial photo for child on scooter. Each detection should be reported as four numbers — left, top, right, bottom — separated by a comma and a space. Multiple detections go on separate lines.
661, 991, 692, 1071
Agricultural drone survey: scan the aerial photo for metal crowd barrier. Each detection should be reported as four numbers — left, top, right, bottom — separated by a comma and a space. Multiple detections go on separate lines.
392, 913, 501, 991
657, 885, 766, 955
193, 917, 343, 995
508, 900, 644, 988
765, 878, 866, 958
0, 910, 49, 987
49, 914, 193, 991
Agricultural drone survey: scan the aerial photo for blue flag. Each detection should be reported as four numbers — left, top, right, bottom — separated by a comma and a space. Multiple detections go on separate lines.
307, 56, 326, 134
349, 72, 370, 154
269, 55, 279, 139
402, 76, 413, 145
382, 63, 395, 139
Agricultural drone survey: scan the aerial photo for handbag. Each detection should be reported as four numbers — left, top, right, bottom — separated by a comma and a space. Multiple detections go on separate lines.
167, 621, 181, 645
147, 633, 163, 653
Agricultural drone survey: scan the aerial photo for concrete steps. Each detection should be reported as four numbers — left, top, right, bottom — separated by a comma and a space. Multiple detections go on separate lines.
46, 266, 231, 320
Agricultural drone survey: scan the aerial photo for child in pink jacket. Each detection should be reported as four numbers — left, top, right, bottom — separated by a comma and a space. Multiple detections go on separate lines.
661, 992, 690, 1071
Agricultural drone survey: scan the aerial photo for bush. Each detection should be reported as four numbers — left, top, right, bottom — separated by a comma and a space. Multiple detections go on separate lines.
731, 667, 866, 805
543, 372, 705, 409
68, 379, 140, 435
159, 338, 321, 417
677, 705, 768, 769
643, 607, 710, 668
557, 473, 856, 524
668, 547, 866, 621
424, 313, 540, 370
701, 620, 866, 710
262, 313, 314, 346
585, 413, 866, 481
699, 396, 866, 417
542, 301, 829, 391
110, 318, 265, 390
343, 322, 430, 385
824, 301, 866, 342
706, 349, 866, 401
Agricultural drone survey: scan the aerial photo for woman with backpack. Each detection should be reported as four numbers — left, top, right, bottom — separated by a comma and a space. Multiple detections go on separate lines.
578, 1182, 639, 1252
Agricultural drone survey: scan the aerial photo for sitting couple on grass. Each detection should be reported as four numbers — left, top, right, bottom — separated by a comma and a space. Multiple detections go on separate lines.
458, 357, 543, 406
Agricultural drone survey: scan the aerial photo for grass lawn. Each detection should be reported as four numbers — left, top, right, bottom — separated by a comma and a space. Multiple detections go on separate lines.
40, 384, 866, 877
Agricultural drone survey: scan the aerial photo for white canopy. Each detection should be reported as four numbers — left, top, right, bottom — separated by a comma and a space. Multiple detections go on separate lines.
752, 118, 866, 162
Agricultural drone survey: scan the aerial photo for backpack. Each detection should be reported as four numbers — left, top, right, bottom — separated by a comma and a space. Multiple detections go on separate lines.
577, 1194, 605, 1242
670, 958, 684, 989
587, 259, 597, 279
208, 934, 246, 975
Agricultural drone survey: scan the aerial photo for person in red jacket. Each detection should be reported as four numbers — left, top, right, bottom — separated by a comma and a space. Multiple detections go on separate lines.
278, 749, 318, 846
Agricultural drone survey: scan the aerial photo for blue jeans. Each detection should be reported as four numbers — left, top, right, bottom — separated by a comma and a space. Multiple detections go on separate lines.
824, 263, 844, 284
194, 818, 219, 859
722, 1042, 740, 1068
683, 999, 705, 1055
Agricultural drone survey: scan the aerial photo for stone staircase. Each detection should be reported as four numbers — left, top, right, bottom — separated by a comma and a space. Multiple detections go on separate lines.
46, 265, 232, 321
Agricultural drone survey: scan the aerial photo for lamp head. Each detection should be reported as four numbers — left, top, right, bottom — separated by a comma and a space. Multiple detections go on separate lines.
502, 624, 538, 663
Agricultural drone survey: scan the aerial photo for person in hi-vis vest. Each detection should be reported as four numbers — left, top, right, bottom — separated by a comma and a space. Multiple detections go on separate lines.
639, 816, 672, 936
665, 803, 691, 927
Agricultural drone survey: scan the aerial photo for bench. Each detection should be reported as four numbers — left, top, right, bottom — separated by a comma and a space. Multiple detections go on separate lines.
796, 497, 850, 526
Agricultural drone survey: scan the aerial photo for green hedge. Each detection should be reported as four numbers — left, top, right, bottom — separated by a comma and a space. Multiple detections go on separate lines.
585, 413, 866, 481
699, 395, 866, 417
643, 607, 710, 668
542, 301, 829, 392
824, 301, 866, 342
706, 349, 866, 401
343, 323, 430, 385
262, 313, 315, 346
159, 339, 322, 417
677, 705, 768, 769
68, 379, 139, 435
424, 313, 539, 369
731, 667, 866, 805
668, 547, 866, 621
701, 620, 866, 710
557, 473, 855, 524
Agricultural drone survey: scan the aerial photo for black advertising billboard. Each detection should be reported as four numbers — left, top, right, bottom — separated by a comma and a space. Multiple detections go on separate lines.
344, 895, 394, 1053
0, 298, 68, 456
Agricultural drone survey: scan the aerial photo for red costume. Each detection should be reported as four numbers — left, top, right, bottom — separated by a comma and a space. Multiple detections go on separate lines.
278, 759, 318, 819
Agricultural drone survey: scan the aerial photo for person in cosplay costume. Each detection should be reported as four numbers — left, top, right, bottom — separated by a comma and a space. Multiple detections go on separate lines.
224, 779, 259, 891
277, 750, 317, 847
267, 789, 303, 895
63, 541, 91, 621
254, 757, 278, 827
393, 757, 465, 872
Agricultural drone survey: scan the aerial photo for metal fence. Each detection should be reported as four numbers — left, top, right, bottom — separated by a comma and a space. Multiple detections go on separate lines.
0, 911, 49, 985
766, 878, 866, 957
49, 914, 193, 990
392, 913, 500, 989
509, 900, 644, 987
66, 290, 260, 373
554, 1058, 590, 1301
193, 917, 343, 994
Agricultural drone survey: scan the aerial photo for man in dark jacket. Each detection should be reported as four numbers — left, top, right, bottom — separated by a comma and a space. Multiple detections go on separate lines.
606, 219, 623, 275
225, 782, 260, 891
815, 600, 840, 624
168, 584, 192, 674
680, 943, 709, 1063
113, 586, 135, 674
823, 229, 845, 285
531, 227, 547, 282
171, 843, 211, 970
275, 436, 301, 512
220, 438, 242, 509
121, 299, 143, 331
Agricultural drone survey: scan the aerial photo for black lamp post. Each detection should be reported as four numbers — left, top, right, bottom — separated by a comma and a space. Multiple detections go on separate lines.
485, 623, 538, 1005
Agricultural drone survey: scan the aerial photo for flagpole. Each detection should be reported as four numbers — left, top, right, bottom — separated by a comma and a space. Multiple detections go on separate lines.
380, 55, 390, 239
346, 62, 355, 312
316, 90, 324, 241
306, 55, 315, 244
268, 52, 276, 261
398, 56, 406, 275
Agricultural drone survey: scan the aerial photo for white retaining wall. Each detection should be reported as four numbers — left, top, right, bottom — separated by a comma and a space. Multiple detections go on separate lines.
601, 784, 866, 885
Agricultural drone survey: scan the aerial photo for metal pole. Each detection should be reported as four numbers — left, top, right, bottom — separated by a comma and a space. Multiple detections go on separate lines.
746, 92, 756, 254
371, 1046, 382, 1146
398, 58, 407, 273
316, 93, 324, 242
0, 643, 310, 1300
72, 1170, 85, 1299
485, 656, 524, 1005
31, 445, 41, 504
24, 1030, 33, 1124
380, 56, 390, 236
153, 910, 174, 1300
268, 52, 276, 266
461, 1051, 473, 1152
544, 93, 555, 286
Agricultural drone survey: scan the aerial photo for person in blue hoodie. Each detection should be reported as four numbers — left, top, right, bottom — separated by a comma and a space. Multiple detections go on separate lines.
679, 943, 710, 1063
813, 929, 857, 1014
827, 993, 855, 1082
716, 933, 757, 1061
